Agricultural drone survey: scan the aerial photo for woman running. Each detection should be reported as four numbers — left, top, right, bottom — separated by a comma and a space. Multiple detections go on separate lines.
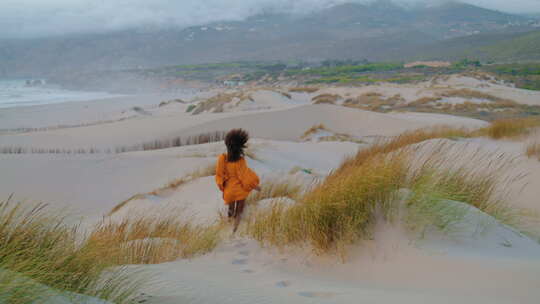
215, 129, 260, 232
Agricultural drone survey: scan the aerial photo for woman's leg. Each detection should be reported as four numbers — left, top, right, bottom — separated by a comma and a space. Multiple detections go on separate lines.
227, 202, 235, 219
232, 200, 245, 233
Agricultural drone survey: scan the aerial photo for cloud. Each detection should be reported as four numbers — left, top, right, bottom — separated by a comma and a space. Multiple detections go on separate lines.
1, 0, 539, 39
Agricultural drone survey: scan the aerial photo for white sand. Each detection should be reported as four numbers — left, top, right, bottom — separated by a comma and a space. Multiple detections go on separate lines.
1, 80, 539, 303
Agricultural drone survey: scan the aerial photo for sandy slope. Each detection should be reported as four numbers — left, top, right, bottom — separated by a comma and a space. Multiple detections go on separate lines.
0, 139, 360, 222
0, 93, 208, 130
0, 153, 213, 220
0, 104, 486, 151
108, 140, 359, 225
2, 81, 540, 304
136, 221, 540, 304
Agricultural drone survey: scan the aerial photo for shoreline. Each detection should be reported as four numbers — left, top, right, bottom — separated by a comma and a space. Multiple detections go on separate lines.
0, 91, 211, 131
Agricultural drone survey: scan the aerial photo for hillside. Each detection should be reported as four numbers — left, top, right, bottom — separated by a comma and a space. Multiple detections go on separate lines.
405, 30, 540, 62
0, 1, 536, 79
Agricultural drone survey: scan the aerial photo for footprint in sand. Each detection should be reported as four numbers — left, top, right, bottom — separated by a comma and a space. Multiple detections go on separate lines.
275, 280, 291, 288
298, 291, 337, 299
232, 258, 248, 265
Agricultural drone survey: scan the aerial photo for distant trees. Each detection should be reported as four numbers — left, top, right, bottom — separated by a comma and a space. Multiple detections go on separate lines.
321, 59, 369, 67
453, 59, 482, 69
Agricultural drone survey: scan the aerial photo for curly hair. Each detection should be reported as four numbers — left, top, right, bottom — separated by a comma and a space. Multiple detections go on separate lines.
225, 129, 249, 162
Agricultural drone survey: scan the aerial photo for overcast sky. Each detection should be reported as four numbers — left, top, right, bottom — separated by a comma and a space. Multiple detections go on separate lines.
1, 0, 539, 39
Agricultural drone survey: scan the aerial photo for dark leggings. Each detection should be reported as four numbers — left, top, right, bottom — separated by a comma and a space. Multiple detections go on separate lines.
228, 200, 245, 219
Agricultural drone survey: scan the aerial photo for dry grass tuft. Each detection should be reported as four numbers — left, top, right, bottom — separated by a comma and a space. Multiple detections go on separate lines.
247, 152, 409, 258
333, 127, 472, 176
300, 124, 364, 143
439, 89, 512, 103
288, 87, 320, 93
0, 198, 144, 303
477, 117, 540, 139
344, 93, 405, 112
312, 94, 341, 105
88, 215, 221, 265
526, 142, 540, 160
192, 92, 252, 114
246, 179, 304, 206
109, 194, 148, 215
301, 124, 327, 140
409, 96, 442, 106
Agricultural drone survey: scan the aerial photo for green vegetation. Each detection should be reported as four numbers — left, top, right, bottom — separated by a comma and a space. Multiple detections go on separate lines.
139, 56, 540, 91
307, 74, 424, 84
287, 63, 404, 77
485, 63, 540, 91
452, 58, 482, 69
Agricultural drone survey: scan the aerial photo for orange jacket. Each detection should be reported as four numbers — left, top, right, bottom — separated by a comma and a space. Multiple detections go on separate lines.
215, 154, 260, 204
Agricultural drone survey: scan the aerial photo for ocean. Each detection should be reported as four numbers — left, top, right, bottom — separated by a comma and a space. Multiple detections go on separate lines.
0, 79, 121, 109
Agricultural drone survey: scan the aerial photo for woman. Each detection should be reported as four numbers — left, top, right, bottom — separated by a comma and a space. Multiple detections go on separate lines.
215, 129, 260, 232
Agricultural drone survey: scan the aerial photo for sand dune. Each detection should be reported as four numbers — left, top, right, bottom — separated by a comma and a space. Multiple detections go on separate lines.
0, 104, 485, 151
2, 80, 540, 304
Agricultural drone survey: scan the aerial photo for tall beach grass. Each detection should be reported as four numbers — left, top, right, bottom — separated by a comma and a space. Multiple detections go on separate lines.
246, 129, 525, 259
0, 196, 222, 303
0, 197, 144, 304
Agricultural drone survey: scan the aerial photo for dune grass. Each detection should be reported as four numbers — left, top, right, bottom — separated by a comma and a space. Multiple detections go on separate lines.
192, 92, 253, 115
478, 117, 540, 139
526, 142, 540, 160
246, 178, 304, 206
1, 195, 223, 302
344, 93, 405, 112
439, 89, 513, 103
88, 215, 221, 265
0, 131, 227, 154
0, 198, 144, 304
405, 142, 518, 234
312, 94, 341, 105
116, 131, 226, 153
246, 152, 409, 258
333, 127, 472, 176
246, 128, 522, 259
301, 124, 327, 140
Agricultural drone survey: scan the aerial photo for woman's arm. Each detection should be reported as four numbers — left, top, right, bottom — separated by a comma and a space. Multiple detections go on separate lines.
239, 158, 260, 192
215, 154, 227, 191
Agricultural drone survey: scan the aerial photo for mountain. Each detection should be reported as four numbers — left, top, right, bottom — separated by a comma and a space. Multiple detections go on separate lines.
402, 29, 540, 62
0, 1, 536, 79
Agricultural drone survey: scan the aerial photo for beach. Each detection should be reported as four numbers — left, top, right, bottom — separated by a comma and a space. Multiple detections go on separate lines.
2, 75, 540, 303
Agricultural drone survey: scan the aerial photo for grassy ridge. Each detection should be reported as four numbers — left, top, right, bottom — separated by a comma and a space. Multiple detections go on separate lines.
246, 127, 529, 259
